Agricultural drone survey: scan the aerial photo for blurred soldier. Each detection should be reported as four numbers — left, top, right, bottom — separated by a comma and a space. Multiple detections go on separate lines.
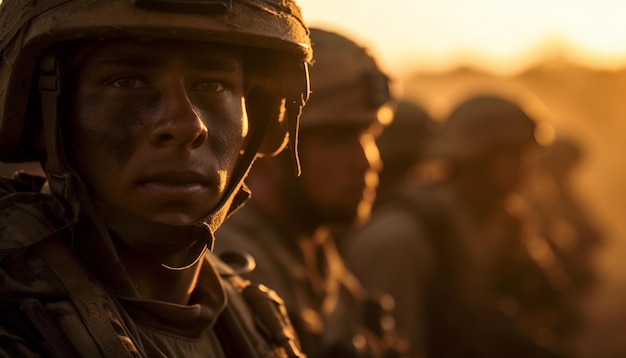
342, 100, 437, 356
536, 137, 603, 294
408, 94, 571, 358
215, 28, 411, 357
0, 0, 313, 356
520, 137, 605, 341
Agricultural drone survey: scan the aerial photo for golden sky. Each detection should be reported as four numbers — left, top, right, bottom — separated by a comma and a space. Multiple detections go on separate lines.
297, 0, 626, 75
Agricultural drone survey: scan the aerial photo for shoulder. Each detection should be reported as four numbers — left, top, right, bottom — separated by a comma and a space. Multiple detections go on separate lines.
205, 252, 304, 358
0, 176, 67, 252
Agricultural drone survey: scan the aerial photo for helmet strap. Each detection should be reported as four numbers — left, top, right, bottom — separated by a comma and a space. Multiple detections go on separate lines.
285, 98, 303, 176
284, 61, 310, 176
38, 53, 81, 221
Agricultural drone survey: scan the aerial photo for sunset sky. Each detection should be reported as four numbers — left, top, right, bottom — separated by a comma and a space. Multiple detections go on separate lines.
297, 0, 626, 76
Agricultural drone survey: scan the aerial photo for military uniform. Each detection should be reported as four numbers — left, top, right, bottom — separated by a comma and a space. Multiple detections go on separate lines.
343, 179, 434, 357
340, 100, 436, 357
0, 174, 300, 357
411, 95, 572, 358
367, 179, 568, 358
216, 201, 406, 358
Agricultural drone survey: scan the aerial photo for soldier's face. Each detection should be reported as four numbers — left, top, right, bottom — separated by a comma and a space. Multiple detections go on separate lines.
297, 124, 382, 225
67, 39, 248, 225
488, 143, 538, 195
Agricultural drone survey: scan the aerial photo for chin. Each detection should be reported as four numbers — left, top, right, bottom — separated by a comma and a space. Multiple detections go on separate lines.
150, 212, 199, 226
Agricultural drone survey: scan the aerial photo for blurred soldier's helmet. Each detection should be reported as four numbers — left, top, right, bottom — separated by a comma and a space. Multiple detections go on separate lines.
0, 0, 312, 166
377, 100, 434, 172
432, 94, 553, 160
300, 28, 393, 130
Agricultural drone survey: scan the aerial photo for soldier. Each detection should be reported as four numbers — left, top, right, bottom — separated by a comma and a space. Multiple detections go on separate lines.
419, 93, 571, 358
215, 28, 410, 357
0, 0, 312, 356
342, 100, 437, 357
520, 136, 605, 344
535, 137, 604, 295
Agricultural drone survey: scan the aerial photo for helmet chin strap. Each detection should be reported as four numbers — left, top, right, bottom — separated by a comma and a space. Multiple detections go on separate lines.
90, 200, 219, 271
162, 244, 209, 271
38, 53, 83, 226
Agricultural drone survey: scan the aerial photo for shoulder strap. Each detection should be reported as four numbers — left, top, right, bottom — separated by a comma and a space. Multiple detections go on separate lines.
37, 235, 141, 358
0, 185, 140, 357
18, 299, 80, 358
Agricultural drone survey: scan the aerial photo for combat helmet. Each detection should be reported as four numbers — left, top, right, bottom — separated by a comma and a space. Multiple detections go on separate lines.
432, 93, 553, 161
300, 27, 393, 130
0, 0, 312, 165
377, 100, 434, 174
0, 0, 312, 221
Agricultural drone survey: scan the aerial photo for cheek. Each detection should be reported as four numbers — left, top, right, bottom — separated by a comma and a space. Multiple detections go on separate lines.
72, 91, 157, 167
201, 97, 247, 163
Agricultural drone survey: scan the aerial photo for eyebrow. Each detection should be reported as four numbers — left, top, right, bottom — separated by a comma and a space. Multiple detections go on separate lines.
95, 53, 241, 72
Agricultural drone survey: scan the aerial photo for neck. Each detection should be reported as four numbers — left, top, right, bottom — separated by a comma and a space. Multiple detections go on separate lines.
93, 201, 214, 304
115, 243, 205, 304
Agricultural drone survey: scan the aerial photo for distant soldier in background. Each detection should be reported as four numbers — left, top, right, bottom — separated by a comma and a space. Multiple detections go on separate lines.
390, 93, 571, 358
215, 28, 411, 357
537, 137, 603, 294
518, 136, 605, 345
342, 99, 438, 357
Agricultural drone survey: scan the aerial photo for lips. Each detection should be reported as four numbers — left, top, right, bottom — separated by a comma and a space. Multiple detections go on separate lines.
140, 170, 211, 186
137, 170, 212, 196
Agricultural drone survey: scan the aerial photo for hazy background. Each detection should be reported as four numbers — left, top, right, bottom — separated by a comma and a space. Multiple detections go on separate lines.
297, 1, 626, 357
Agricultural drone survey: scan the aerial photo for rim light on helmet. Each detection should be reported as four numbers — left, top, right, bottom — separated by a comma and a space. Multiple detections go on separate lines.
133, 0, 232, 13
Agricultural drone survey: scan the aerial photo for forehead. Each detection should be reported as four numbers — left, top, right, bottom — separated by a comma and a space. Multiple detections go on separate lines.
76, 38, 244, 71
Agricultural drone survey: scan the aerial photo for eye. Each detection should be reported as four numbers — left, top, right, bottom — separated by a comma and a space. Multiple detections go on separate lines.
193, 80, 226, 93
110, 76, 149, 89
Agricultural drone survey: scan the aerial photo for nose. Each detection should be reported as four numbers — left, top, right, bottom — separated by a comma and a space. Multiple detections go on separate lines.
149, 80, 208, 149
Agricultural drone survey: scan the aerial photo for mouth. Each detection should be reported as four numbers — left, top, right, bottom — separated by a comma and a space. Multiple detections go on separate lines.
138, 170, 212, 195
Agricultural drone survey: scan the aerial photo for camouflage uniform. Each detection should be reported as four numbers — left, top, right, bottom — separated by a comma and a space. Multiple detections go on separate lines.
0, 0, 313, 356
